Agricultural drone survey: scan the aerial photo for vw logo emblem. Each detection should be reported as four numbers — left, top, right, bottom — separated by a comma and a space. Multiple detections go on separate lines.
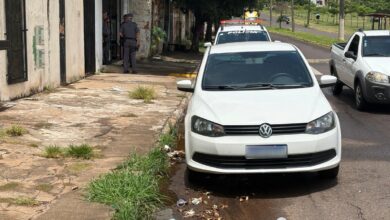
259, 123, 272, 138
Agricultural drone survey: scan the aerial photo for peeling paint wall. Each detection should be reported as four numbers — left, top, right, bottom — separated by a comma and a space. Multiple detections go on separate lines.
0, 0, 86, 101
95, 0, 103, 71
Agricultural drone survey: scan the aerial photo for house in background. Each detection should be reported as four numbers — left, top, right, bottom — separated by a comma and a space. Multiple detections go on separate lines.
0, 0, 194, 101
312, 0, 327, 7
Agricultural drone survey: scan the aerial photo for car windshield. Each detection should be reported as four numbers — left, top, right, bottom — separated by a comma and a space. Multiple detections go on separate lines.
362, 36, 390, 57
216, 30, 269, 44
202, 51, 313, 90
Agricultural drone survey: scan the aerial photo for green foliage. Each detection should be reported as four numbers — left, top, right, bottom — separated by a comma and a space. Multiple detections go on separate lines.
151, 26, 167, 52
65, 144, 94, 160
43, 145, 63, 158
129, 86, 156, 103
88, 147, 169, 220
5, 125, 27, 137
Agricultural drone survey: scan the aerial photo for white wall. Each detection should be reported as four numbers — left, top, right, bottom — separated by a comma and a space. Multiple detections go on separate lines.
65, 0, 85, 83
0, 0, 86, 101
95, 0, 103, 71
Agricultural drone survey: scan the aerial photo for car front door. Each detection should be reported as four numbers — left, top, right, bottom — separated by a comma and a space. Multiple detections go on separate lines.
343, 35, 360, 88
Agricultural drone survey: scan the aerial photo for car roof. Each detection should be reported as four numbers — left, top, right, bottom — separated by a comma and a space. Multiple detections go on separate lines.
210, 42, 297, 54
218, 25, 266, 32
362, 30, 390, 36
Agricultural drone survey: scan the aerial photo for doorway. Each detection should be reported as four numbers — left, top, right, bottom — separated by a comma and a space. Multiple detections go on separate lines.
103, 0, 122, 60
84, 0, 96, 74
59, 0, 66, 84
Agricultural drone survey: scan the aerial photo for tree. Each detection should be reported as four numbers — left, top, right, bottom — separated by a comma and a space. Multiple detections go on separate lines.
339, 0, 345, 41
291, 0, 295, 32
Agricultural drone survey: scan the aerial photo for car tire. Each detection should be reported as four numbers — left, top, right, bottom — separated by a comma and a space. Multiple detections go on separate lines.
186, 167, 203, 183
331, 67, 343, 96
319, 165, 339, 179
355, 82, 368, 111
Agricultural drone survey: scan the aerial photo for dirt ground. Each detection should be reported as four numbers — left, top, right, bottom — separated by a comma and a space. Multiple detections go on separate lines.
0, 64, 192, 220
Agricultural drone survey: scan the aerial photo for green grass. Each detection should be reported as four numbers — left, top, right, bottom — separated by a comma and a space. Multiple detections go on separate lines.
65, 144, 94, 159
35, 184, 53, 193
43, 85, 56, 93
0, 182, 21, 191
129, 86, 156, 103
5, 125, 28, 137
43, 145, 63, 158
0, 197, 39, 206
87, 127, 176, 220
267, 26, 338, 48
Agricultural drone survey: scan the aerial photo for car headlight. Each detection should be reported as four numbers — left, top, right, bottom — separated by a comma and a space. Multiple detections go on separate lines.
191, 116, 225, 137
306, 112, 335, 134
366, 71, 389, 83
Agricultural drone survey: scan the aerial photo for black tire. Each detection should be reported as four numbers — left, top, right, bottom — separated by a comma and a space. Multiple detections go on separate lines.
186, 167, 203, 183
331, 66, 343, 96
355, 82, 368, 111
319, 165, 339, 179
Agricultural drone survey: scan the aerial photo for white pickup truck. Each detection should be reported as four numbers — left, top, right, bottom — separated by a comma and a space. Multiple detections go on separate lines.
330, 30, 390, 110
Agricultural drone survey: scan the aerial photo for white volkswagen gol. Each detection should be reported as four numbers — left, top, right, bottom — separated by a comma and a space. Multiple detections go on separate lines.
177, 42, 341, 179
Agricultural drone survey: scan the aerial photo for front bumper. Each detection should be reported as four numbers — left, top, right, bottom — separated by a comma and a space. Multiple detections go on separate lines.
186, 124, 341, 174
364, 79, 390, 104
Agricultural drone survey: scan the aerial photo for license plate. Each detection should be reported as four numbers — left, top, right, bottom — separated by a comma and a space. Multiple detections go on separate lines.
245, 145, 288, 159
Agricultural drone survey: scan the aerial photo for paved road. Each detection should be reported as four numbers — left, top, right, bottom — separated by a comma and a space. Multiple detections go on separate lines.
167, 35, 390, 220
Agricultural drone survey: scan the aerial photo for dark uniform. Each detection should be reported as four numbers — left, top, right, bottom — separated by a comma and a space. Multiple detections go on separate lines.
103, 14, 111, 64
120, 13, 139, 73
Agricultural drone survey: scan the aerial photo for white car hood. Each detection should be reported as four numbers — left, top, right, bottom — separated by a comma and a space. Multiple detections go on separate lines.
191, 87, 331, 125
363, 57, 390, 75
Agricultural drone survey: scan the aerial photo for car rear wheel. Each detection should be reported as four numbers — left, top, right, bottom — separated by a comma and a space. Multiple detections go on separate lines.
331, 67, 343, 96
319, 165, 339, 179
355, 82, 367, 111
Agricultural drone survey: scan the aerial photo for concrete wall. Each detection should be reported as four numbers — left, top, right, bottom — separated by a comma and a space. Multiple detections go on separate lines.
65, 0, 85, 83
0, 0, 7, 100
0, 0, 86, 101
124, 0, 152, 58
95, 0, 103, 71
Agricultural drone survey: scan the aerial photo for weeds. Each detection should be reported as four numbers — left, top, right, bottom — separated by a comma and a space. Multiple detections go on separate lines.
87, 127, 176, 220
43, 145, 63, 158
43, 85, 56, 93
129, 86, 156, 103
5, 125, 27, 137
35, 184, 53, 193
42, 144, 94, 159
0, 197, 39, 206
65, 144, 94, 159
0, 182, 20, 191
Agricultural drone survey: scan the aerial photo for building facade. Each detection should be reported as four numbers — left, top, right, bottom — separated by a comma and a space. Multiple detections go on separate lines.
0, 0, 194, 101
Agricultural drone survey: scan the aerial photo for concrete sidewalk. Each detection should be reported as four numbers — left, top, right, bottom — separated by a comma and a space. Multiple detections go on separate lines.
0, 60, 194, 220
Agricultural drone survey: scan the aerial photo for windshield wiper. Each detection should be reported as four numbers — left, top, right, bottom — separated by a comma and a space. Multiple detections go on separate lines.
203, 85, 240, 90
271, 84, 311, 88
364, 53, 388, 57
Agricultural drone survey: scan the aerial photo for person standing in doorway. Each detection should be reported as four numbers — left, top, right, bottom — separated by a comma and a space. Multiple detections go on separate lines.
103, 11, 111, 65
120, 13, 140, 74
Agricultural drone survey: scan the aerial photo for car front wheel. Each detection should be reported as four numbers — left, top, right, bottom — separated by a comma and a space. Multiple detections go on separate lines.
355, 82, 367, 111
319, 165, 339, 179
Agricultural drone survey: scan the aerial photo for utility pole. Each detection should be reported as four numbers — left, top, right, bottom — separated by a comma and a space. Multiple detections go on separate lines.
291, 0, 295, 32
270, 0, 273, 27
338, 0, 345, 40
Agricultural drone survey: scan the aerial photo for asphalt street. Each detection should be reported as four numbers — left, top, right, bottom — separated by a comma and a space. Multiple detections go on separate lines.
168, 34, 390, 220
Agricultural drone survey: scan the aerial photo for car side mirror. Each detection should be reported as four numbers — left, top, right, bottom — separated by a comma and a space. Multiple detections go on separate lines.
177, 80, 194, 93
319, 75, 337, 88
204, 42, 212, 47
345, 51, 357, 60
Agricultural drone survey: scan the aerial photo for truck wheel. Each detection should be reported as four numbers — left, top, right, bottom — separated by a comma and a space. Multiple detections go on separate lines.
319, 165, 339, 179
331, 67, 343, 96
355, 82, 367, 111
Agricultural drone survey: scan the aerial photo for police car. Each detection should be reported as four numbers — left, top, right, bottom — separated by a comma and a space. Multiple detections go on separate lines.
208, 19, 272, 46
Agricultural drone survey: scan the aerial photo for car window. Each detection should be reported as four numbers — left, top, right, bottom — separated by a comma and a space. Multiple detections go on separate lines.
216, 31, 269, 44
362, 36, 390, 57
347, 35, 360, 56
202, 51, 313, 90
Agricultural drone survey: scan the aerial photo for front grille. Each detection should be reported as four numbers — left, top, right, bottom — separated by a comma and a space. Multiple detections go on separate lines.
192, 149, 336, 169
224, 123, 307, 136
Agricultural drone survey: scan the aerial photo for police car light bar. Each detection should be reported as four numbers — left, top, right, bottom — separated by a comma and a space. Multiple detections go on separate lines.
220, 19, 263, 26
